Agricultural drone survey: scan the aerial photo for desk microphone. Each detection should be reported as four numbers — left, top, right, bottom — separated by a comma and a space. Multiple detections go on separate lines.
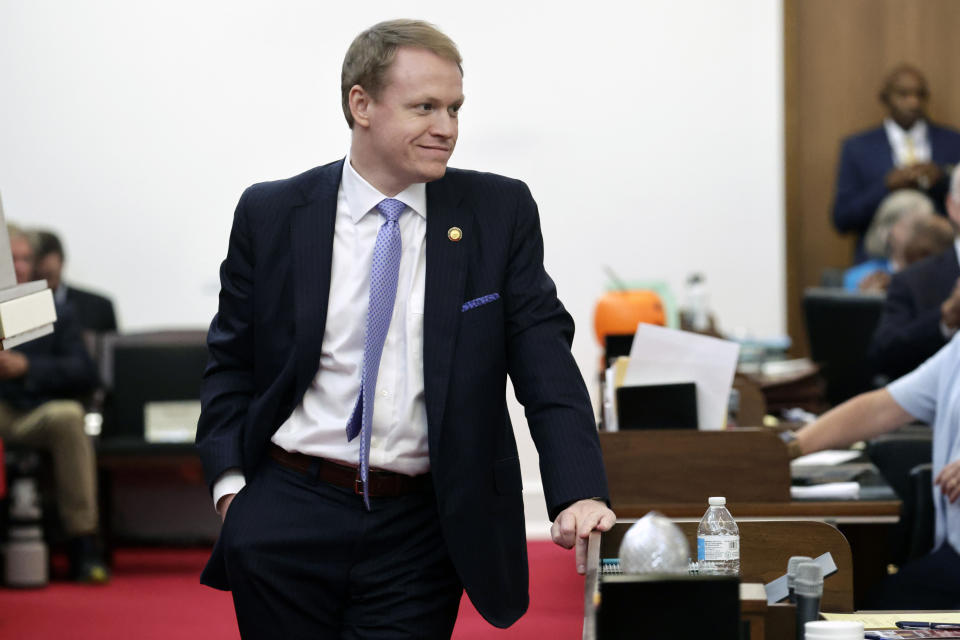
787, 555, 812, 603
795, 562, 823, 640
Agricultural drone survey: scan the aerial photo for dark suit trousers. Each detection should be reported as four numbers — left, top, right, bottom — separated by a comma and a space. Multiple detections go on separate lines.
867, 542, 960, 609
219, 457, 463, 639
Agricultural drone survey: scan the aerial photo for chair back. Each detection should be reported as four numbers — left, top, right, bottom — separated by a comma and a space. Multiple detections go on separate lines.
866, 430, 933, 565
908, 463, 935, 562
98, 330, 209, 442
803, 287, 884, 405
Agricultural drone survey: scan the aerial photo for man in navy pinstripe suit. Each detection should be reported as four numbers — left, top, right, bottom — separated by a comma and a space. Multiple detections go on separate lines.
196, 19, 614, 638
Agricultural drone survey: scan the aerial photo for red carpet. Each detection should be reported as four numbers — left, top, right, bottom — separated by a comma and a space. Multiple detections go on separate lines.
0, 542, 583, 639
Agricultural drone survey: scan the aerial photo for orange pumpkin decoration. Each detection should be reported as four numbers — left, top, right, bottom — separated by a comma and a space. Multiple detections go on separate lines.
593, 290, 666, 345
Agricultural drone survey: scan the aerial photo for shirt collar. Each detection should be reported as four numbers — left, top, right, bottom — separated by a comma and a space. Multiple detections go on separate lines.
341, 153, 427, 224
884, 117, 928, 144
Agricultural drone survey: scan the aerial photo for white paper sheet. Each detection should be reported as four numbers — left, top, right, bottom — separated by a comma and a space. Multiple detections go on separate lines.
623, 324, 740, 431
790, 481, 860, 500
790, 449, 862, 467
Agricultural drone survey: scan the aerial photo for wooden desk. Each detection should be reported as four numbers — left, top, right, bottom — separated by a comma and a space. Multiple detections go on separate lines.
600, 430, 900, 521
584, 529, 787, 640
599, 430, 901, 608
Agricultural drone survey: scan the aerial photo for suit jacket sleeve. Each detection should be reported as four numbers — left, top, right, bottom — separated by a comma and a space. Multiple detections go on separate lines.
100, 298, 118, 332
21, 306, 98, 395
503, 182, 609, 520
868, 272, 947, 380
833, 139, 890, 235
196, 189, 257, 489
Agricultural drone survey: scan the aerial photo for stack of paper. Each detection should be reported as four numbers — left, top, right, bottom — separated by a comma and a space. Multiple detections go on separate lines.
0, 281, 57, 348
621, 324, 740, 431
0, 193, 57, 349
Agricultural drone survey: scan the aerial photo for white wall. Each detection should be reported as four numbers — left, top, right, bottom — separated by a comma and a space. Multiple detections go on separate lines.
0, 0, 784, 535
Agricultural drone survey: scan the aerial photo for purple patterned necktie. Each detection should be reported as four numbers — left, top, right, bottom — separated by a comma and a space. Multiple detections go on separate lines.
346, 198, 405, 508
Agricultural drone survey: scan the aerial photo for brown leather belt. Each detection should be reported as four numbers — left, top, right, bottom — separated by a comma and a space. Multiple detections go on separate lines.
268, 444, 430, 497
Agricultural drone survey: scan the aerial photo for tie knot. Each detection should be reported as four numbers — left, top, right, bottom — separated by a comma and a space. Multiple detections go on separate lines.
376, 198, 405, 223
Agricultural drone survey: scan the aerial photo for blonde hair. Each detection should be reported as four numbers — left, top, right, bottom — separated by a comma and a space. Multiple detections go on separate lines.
864, 189, 935, 258
340, 19, 462, 128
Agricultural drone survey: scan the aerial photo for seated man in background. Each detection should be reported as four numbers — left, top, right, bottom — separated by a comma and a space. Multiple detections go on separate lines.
33, 230, 117, 333
844, 189, 937, 291
791, 334, 960, 609
833, 64, 960, 263
869, 165, 960, 379
0, 226, 108, 583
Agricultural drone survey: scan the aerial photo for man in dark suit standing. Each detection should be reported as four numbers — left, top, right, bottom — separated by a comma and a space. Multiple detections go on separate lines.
869, 164, 960, 380
34, 230, 118, 333
833, 65, 960, 262
196, 20, 614, 638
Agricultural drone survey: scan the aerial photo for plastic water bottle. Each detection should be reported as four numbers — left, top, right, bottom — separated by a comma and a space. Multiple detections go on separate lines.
697, 496, 740, 576
4, 476, 48, 587
682, 273, 710, 332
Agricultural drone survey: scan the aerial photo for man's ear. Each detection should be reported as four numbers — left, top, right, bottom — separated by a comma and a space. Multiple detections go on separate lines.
349, 85, 373, 129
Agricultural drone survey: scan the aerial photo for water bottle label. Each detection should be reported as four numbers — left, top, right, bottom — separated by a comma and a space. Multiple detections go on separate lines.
698, 535, 739, 561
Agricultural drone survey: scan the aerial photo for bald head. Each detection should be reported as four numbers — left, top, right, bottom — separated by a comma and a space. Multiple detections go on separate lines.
880, 64, 929, 130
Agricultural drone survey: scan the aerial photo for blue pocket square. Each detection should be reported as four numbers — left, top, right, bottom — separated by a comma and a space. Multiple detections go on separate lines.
461, 293, 500, 312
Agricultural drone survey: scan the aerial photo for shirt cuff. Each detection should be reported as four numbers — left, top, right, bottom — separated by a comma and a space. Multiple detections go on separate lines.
941, 321, 958, 340
212, 469, 246, 511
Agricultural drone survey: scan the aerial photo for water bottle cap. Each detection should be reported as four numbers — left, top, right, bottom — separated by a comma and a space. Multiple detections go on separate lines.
708, 497, 726, 506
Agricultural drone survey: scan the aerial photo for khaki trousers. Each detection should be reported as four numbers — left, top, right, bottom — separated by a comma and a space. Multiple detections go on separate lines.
0, 400, 99, 536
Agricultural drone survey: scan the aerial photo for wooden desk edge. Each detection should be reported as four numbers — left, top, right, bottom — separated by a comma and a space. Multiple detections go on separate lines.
583, 531, 600, 640
612, 500, 901, 519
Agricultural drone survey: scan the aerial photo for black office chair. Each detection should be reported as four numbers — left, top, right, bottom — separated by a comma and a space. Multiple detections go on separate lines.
803, 287, 886, 405
865, 430, 933, 566
907, 462, 935, 562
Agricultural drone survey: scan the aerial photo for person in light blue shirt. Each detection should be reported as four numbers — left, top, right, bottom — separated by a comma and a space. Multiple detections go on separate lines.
794, 334, 960, 608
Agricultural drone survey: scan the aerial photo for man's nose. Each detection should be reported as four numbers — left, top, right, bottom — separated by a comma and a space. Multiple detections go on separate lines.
430, 112, 457, 138
904, 93, 923, 110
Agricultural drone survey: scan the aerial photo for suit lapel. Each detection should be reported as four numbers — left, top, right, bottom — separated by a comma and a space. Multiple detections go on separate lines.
871, 128, 895, 171
930, 124, 949, 165
291, 161, 342, 396
424, 174, 471, 450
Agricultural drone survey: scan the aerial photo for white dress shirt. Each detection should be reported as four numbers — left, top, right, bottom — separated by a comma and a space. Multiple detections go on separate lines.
213, 156, 429, 506
884, 117, 932, 167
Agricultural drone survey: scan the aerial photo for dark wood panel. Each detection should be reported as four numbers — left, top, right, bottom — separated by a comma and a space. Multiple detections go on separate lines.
600, 429, 791, 505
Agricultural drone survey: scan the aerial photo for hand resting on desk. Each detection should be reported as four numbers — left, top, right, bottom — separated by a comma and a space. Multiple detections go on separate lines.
551, 499, 616, 575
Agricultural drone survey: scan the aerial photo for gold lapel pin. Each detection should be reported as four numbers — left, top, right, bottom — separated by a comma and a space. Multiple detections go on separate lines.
447, 227, 463, 242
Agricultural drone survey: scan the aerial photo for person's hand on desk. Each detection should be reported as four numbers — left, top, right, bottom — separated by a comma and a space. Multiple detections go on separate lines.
935, 460, 960, 502
551, 499, 616, 575
217, 493, 237, 522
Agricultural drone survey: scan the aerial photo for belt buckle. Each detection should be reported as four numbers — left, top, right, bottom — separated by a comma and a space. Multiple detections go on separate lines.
354, 477, 364, 495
